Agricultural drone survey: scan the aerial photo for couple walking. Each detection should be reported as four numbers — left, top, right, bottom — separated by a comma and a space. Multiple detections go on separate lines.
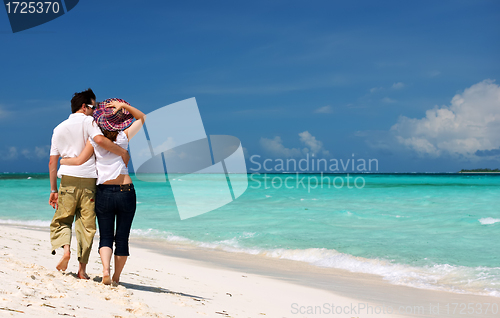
48, 88, 145, 285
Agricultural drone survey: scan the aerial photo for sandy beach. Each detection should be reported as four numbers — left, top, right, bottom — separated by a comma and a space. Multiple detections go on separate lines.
0, 224, 498, 318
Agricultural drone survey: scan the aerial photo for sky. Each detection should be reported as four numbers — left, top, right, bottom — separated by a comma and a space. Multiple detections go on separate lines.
0, 0, 499, 173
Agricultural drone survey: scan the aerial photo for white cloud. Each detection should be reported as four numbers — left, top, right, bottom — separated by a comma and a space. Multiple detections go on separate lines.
370, 83, 404, 95
21, 149, 31, 159
0, 106, 10, 119
382, 97, 397, 103
0, 146, 50, 160
260, 136, 302, 157
392, 82, 405, 89
0, 147, 18, 160
298, 131, 330, 155
314, 105, 333, 114
8, 147, 17, 159
391, 79, 500, 157
152, 137, 177, 155
260, 131, 330, 157
35, 146, 49, 159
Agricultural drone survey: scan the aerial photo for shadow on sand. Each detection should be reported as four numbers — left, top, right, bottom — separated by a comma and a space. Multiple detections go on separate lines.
92, 275, 207, 300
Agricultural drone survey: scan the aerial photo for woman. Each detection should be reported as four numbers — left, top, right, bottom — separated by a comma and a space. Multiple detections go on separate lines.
61, 98, 145, 285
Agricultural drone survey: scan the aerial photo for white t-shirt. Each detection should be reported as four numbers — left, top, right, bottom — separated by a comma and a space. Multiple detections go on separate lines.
50, 113, 103, 178
90, 131, 129, 185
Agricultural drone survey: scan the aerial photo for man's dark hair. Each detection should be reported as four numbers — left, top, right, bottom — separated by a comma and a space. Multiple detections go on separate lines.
70, 88, 96, 113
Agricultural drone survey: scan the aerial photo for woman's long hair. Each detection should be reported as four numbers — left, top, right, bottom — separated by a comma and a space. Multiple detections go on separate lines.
101, 127, 119, 142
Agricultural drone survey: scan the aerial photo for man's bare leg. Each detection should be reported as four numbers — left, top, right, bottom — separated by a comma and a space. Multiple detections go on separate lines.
56, 245, 70, 271
99, 247, 112, 285
112, 255, 128, 284
77, 262, 90, 279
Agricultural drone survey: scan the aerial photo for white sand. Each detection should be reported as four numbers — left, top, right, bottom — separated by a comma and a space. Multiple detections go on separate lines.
0, 224, 498, 318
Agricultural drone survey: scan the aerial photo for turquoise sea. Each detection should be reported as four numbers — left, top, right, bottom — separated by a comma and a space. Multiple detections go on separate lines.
1, 173, 499, 297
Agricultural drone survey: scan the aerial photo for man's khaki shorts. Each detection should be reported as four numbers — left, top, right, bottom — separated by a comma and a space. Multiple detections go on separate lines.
50, 175, 97, 264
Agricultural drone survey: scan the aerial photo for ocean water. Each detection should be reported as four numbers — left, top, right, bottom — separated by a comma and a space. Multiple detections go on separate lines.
1, 173, 499, 297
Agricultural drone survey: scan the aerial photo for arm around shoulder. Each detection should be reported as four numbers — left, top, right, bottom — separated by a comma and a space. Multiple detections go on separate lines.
94, 135, 130, 167
60, 140, 94, 166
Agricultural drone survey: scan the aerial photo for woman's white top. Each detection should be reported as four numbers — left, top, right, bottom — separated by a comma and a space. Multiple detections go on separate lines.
89, 131, 129, 185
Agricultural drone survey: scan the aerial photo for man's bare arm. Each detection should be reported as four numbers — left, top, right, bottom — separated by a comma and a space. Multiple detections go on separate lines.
93, 135, 130, 166
49, 155, 59, 209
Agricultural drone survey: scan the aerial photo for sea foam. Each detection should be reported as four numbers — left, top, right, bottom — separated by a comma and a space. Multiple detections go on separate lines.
479, 217, 500, 225
0, 219, 50, 227
129, 229, 500, 297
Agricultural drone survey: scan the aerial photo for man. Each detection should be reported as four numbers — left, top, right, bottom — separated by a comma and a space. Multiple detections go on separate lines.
48, 88, 129, 279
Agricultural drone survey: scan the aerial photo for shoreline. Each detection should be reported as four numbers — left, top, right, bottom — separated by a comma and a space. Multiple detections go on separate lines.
1, 224, 499, 317
4, 219, 497, 299
133, 237, 500, 297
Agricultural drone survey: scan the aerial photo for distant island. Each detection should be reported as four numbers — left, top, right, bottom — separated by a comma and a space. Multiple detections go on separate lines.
459, 168, 500, 173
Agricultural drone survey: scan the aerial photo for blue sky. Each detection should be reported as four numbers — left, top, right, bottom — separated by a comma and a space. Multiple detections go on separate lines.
0, 0, 499, 172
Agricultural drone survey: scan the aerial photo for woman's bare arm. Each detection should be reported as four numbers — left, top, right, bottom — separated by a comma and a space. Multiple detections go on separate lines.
60, 140, 94, 166
124, 116, 146, 140
106, 100, 146, 140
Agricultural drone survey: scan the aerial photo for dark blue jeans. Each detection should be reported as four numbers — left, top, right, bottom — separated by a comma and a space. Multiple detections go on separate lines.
95, 184, 136, 256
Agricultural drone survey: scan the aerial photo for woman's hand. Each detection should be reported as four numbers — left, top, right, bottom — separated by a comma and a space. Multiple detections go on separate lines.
106, 100, 127, 114
59, 157, 77, 166
60, 156, 73, 165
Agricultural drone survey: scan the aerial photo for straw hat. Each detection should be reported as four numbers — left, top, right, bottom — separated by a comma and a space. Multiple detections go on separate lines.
93, 98, 134, 131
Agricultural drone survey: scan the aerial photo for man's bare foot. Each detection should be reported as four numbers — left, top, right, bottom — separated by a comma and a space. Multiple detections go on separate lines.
56, 252, 70, 271
77, 262, 89, 279
112, 274, 120, 285
77, 271, 90, 279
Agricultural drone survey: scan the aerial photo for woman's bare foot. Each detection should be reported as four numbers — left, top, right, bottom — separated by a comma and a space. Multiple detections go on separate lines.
102, 268, 111, 285
102, 275, 111, 285
56, 252, 70, 271
112, 255, 127, 285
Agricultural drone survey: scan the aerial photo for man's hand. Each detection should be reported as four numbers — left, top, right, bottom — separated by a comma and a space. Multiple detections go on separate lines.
94, 135, 130, 167
49, 192, 58, 209
49, 155, 59, 209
